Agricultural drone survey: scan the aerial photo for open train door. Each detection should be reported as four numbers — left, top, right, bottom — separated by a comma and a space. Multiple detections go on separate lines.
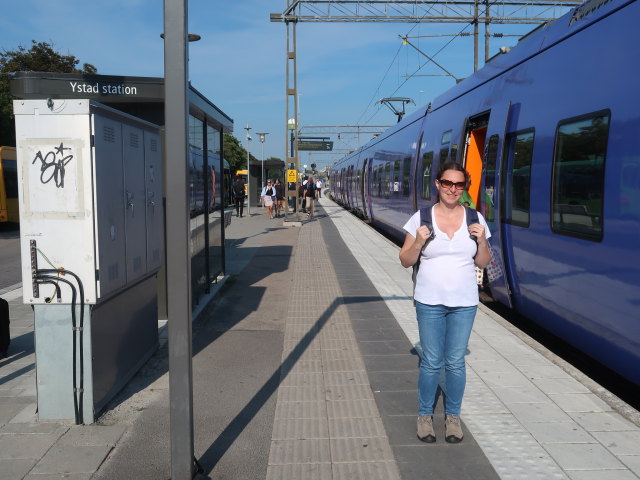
481, 102, 513, 308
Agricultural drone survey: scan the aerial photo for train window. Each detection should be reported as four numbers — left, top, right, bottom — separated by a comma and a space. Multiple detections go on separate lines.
552, 111, 609, 241
402, 157, 411, 196
450, 144, 458, 163
393, 160, 401, 195
505, 130, 534, 227
384, 162, 391, 199
482, 135, 499, 224
421, 151, 433, 200
439, 147, 450, 162
372, 165, 379, 197
2, 159, 18, 198
441, 130, 452, 144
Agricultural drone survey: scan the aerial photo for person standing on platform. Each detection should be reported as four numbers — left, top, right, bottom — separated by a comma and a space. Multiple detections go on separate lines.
316, 178, 322, 198
232, 175, 246, 217
299, 179, 307, 213
305, 176, 316, 217
399, 161, 491, 444
274, 178, 284, 217
261, 180, 275, 219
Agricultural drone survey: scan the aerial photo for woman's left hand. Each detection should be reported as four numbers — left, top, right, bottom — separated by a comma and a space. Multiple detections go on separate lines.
468, 223, 487, 246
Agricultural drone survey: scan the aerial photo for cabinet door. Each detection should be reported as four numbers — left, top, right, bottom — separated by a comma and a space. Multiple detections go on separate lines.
93, 114, 126, 297
144, 131, 164, 272
122, 124, 147, 283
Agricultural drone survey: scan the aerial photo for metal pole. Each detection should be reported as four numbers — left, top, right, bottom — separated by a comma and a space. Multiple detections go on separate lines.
245, 125, 251, 215
485, 0, 490, 62
163, 0, 195, 479
474, 0, 479, 71
256, 132, 269, 189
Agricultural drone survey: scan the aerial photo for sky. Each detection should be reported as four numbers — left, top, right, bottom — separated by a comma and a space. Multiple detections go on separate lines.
0, 1, 575, 169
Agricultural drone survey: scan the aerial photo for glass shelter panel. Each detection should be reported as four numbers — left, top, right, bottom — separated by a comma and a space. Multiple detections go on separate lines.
207, 124, 224, 283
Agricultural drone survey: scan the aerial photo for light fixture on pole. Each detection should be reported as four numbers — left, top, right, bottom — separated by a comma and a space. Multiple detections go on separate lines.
256, 132, 269, 188
244, 124, 252, 215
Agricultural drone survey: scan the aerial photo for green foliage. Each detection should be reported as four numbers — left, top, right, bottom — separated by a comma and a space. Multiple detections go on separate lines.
0, 41, 97, 146
223, 133, 260, 174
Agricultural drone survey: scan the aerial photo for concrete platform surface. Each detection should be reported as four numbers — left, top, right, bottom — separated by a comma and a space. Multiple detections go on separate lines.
0, 195, 638, 480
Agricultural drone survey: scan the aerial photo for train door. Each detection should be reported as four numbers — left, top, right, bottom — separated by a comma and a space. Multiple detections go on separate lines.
499, 129, 535, 301
412, 132, 425, 212
461, 114, 489, 207
481, 102, 513, 308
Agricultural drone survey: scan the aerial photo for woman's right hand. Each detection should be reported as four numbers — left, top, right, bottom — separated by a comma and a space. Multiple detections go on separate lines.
400, 227, 431, 268
416, 225, 432, 247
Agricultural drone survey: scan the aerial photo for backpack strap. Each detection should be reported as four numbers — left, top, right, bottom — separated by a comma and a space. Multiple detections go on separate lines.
464, 205, 479, 243
411, 206, 435, 304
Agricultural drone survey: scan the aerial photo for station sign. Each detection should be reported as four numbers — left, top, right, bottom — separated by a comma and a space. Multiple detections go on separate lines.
287, 169, 297, 182
298, 140, 333, 151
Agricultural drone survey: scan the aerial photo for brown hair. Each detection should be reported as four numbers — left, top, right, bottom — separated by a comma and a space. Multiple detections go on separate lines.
437, 161, 471, 188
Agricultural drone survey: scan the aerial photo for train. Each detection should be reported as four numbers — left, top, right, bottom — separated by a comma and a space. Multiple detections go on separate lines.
330, 0, 640, 386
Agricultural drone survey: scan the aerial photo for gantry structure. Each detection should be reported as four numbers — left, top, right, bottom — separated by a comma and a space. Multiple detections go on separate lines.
271, 0, 581, 170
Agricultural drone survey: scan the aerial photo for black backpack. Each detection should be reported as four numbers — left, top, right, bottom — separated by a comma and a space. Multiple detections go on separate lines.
306, 182, 316, 198
411, 205, 479, 301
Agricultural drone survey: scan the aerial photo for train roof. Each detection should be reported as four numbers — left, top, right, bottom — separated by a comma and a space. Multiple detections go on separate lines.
431, 0, 632, 110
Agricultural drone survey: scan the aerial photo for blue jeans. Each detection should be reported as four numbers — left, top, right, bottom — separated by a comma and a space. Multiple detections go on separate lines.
416, 303, 477, 417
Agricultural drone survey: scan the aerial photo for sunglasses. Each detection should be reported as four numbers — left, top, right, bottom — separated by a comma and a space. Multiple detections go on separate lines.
438, 179, 466, 190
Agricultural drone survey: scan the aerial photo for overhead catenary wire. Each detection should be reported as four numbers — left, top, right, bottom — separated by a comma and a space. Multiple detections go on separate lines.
355, 0, 441, 125
362, 0, 515, 126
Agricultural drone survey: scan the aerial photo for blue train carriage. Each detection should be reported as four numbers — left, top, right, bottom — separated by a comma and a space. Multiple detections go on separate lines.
331, 0, 640, 385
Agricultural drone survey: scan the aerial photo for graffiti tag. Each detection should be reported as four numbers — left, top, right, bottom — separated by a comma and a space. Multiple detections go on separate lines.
32, 142, 74, 188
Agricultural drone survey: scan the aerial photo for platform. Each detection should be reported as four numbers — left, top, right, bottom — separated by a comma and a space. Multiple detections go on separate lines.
0, 194, 639, 480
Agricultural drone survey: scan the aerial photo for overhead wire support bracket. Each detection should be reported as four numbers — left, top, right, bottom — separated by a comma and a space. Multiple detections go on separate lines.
400, 35, 461, 82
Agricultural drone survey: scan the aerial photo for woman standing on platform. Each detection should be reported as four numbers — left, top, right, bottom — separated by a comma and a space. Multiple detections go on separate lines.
399, 161, 491, 444
261, 180, 275, 219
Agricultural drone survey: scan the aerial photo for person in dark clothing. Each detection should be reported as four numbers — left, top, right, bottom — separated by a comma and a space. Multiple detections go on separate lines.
232, 176, 246, 217
305, 176, 316, 217
274, 179, 284, 217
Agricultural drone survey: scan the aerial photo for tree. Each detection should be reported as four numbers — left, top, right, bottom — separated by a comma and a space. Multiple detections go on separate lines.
223, 133, 258, 174
0, 41, 97, 146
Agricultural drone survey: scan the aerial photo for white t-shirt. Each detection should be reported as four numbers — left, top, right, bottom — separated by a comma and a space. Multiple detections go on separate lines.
403, 206, 491, 307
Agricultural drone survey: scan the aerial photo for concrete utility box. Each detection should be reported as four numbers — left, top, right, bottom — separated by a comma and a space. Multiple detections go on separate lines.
14, 99, 164, 423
